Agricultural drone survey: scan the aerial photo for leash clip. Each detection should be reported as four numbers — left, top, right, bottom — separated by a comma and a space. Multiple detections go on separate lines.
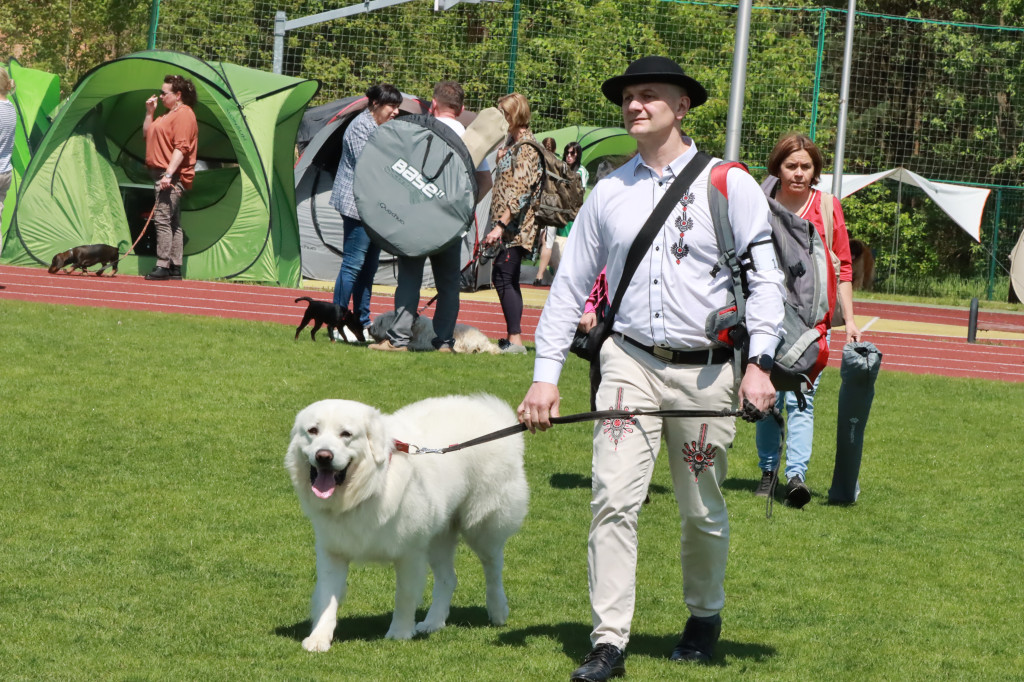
411, 445, 445, 455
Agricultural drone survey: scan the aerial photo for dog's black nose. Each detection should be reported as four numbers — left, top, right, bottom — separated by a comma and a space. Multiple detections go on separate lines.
315, 449, 333, 465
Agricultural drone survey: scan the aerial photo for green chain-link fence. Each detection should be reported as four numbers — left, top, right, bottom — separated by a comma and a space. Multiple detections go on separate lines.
9, 0, 1022, 297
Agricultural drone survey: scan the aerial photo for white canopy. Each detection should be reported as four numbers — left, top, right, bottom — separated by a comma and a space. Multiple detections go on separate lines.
818, 168, 990, 242
1010, 230, 1024, 301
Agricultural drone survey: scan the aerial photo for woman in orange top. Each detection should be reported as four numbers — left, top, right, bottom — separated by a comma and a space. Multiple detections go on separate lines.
143, 74, 198, 281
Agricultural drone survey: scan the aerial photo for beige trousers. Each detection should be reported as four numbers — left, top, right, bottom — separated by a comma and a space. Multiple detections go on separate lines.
152, 180, 184, 268
588, 336, 736, 650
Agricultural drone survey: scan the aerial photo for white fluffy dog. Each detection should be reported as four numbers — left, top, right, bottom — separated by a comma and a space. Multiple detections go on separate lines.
285, 394, 529, 651
367, 310, 499, 354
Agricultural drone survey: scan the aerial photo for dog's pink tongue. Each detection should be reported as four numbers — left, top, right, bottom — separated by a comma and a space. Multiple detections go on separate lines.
312, 470, 336, 499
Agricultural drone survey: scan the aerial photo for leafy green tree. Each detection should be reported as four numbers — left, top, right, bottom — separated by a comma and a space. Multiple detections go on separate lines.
0, 0, 150, 96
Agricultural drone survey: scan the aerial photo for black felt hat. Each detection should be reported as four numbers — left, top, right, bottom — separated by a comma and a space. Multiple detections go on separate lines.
601, 56, 708, 108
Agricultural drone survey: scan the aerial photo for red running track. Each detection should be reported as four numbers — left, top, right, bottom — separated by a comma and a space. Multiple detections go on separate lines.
2, 264, 1022, 383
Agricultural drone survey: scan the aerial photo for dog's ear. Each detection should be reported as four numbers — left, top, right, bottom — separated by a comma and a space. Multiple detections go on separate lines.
364, 407, 391, 465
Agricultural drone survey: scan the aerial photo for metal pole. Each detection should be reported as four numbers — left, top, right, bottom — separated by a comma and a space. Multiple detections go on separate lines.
148, 0, 161, 50
724, 0, 753, 162
273, 11, 286, 75
809, 9, 827, 142
831, 0, 856, 197
506, 0, 521, 94
986, 189, 1002, 301
967, 297, 979, 343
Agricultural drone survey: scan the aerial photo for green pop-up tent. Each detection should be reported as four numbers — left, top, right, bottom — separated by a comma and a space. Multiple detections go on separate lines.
537, 126, 637, 174
1, 58, 60, 244
1, 51, 318, 285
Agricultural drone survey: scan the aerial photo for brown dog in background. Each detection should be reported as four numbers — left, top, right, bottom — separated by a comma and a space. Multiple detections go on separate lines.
49, 244, 121, 276
294, 297, 365, 343
849, 239, 875, 291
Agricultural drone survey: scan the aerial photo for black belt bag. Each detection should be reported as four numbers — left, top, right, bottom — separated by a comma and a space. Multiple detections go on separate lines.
569, 317, 608, 362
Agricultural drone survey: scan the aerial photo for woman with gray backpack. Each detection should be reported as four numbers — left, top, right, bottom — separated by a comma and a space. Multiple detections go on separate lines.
754, 133, 862, 508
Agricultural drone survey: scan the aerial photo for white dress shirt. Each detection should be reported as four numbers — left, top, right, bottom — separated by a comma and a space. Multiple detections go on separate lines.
533, 138, 785, 385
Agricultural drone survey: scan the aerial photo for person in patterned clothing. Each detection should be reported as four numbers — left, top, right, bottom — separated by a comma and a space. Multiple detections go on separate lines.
328, 83, 402, 329
0, 65, 16, 221
482, 92, 542, 354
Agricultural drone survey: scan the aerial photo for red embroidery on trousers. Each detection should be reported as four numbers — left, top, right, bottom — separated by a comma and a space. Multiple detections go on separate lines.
681, 423, 718, 481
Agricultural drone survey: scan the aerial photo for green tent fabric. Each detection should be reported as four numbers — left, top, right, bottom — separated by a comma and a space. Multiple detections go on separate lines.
1, 58, 60, 244
1, 51, 318, 285
536, 126, 637, 173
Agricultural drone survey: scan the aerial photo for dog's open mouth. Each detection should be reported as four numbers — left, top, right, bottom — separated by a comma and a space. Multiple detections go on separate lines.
309, 466, 347, 499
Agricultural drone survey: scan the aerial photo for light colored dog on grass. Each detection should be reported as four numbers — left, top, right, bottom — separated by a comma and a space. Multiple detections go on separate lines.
367, 309, 500, 354
285, 394, 529, 651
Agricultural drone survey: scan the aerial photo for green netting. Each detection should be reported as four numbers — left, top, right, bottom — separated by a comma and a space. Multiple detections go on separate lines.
5, 1, 1024, 297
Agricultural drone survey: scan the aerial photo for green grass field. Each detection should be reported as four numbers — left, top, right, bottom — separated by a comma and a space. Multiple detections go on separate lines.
1, 299, 1022, 680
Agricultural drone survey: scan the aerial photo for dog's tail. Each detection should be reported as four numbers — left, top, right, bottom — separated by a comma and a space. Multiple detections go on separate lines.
295, 296, 315, 304
116, 239, 131, 254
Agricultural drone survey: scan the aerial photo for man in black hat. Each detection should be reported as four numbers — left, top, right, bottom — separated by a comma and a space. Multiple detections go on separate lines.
518, 56, 785, 680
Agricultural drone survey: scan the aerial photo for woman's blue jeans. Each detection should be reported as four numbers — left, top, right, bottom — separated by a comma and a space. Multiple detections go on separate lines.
333, 215, 381, 328
755, 371, 822, 481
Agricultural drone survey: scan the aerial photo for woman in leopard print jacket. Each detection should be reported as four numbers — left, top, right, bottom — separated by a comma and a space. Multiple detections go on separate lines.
483, 92, 543, 353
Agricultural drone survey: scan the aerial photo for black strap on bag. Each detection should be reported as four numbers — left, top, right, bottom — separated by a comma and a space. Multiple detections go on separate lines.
585, 151, 713, 409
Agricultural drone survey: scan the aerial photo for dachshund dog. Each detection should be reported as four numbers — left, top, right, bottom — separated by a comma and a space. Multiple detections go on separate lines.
49, 244, 121, 276
294, 297, 365, 343
849, 239, 875, 291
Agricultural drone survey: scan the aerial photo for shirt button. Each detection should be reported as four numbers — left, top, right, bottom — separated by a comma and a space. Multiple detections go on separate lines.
655, 246, 660, 251
653, 279, 659, 284
655, 312, 661, 318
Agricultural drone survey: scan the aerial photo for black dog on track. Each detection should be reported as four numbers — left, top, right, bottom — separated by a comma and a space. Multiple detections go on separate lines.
49, 244, 121, 276
294, 297, 365, 343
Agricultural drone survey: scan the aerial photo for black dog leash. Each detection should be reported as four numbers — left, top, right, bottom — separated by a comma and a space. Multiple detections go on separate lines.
394, 402, 785, 520
107, 207, 156, 272
395, 403, 778, 455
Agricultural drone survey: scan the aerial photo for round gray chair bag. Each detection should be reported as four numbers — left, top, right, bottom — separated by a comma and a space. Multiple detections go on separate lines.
355, 114, 478, 258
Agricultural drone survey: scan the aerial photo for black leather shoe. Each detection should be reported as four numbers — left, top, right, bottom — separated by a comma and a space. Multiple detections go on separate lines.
785, 474, 811, 509
169, 264, 182, 280
670, 614, 721, 664
145, 266, 171, 281
570, 643, 625, 681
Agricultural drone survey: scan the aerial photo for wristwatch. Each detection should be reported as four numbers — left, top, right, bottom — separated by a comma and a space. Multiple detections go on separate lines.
162, 172, 173, 178
753, 354, 774, 372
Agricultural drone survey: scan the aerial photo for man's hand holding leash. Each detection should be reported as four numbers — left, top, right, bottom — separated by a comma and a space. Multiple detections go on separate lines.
518, 381, 560, 433
738, 362, 775, 417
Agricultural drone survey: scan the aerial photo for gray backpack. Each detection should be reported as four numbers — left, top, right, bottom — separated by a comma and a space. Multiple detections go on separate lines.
355, 114, 478, 257
705, 161, 832, 399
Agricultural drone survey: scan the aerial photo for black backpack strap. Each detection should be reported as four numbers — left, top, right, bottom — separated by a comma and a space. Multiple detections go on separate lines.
606, 150, 713, 324
585, 150, 712, 410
